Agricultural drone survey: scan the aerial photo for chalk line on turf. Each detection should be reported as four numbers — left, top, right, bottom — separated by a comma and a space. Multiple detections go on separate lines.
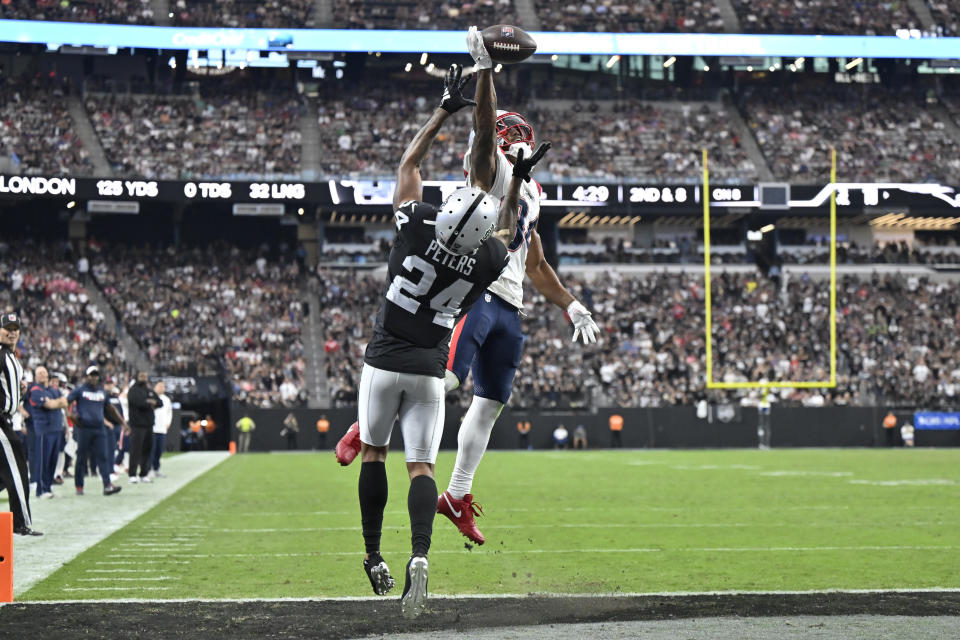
9, 451, 230, 596
9, 587, 960, 605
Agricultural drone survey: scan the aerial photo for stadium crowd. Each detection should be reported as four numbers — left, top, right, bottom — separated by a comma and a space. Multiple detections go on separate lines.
928, 0, 960, 36
0, 0, 154, 24
0, 238, 126, 383
171, 0, 315, 27
0, 75, 92, 176
732, 0, 920, 35
314, 267, 960, 410
333, 0, 512, 30
85, 90, 304, 180
93, 244, 307, 408
743, 87, 960, 183
316, 89, 757, 182
536, 0, 723, 33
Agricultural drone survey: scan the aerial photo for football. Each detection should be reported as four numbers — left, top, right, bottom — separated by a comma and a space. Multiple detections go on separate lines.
481, 24, 537, 64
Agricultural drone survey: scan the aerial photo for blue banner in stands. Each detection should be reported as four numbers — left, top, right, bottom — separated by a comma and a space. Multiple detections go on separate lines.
914, 412, 960, 430
0, 20, 959, 57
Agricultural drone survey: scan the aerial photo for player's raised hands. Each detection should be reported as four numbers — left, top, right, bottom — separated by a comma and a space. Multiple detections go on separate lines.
511, 142, 551, 183
466, 25, 493, 70
440, 64, 477, 114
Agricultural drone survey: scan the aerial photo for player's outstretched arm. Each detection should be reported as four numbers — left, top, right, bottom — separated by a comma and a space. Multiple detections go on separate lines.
394, 64, 475, 210
467, 26, 497, 192
494, 143, 551, 245
525, 231, 600, 345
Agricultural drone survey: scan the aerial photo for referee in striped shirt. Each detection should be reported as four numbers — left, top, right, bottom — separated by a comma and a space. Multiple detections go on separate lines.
0, 312, 42, 536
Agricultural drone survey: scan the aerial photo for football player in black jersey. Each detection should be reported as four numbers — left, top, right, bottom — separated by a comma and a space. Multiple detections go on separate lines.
355, 64, 549, 619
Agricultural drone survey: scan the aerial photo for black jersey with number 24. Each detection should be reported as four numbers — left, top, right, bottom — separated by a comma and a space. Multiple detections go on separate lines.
364, 200, 510, 378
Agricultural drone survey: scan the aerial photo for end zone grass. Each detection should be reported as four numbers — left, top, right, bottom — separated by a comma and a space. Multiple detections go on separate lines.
23, 448, 960, 600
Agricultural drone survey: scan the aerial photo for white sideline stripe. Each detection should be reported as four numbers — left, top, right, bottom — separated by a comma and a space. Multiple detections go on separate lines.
13, 587, 960, 604
60, 587, 173, 593
85, 569, 167, 573
150, 504, 863, 520
127, 542, 197, 547
76, 577, 174, 582
101, 545, 960, 560
119, 521, 959, 534
12, 452, 231, 596
95, 561, 191, 565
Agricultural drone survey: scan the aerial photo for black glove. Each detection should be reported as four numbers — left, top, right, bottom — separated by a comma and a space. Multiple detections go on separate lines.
439, 64, 477, 114
511, 142, 551, 182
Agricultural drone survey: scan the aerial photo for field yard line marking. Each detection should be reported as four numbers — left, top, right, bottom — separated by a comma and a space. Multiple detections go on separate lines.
85, 569, 168, 573
99, 545, 960, 560
94, 561, 192, 565
14, 588, 960, 604
149, 505, 861, 519
11, 451, 231, 596
75, 576, 174, 582
59, 587, 173, 592
125, 521, 959, 534
152, 506, 862, 520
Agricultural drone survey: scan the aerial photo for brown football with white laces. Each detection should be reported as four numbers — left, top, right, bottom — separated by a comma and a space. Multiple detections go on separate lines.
481, 24, 537, 64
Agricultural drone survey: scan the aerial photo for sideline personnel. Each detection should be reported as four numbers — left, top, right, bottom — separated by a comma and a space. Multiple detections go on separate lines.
0, 312, 42, 535
69, 366, 125, 496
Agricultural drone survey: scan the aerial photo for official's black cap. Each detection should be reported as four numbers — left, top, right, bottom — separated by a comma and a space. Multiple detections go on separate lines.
1, 312, 20, 330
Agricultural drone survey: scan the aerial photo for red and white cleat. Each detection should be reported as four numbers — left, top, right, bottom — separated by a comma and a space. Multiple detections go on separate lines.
335, 421, 361, 466
437, 491, 485, 545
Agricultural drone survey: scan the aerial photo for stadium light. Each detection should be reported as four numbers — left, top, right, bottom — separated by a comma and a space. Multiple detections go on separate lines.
794, 57, 805, 65
703, 64, 710, 71
606, 55, 621, 68
747, 65, 753, 71
760, 223, 775, 234
420, 52, 428, 65
66, 201, 75, 209
426, 63, 434, 71
297, 208, 304, 215
404, 63, 412, 72
663, 56, 676, 68
551, 54, 558, 61
845, 57, 863, 70
494, 63, 503, 72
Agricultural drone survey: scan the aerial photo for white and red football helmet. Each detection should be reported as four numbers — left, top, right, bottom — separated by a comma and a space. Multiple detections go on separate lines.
496, 110, 535, 159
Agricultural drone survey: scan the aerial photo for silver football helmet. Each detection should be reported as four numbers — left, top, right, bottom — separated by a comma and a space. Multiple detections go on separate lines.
435, 186, 498, 256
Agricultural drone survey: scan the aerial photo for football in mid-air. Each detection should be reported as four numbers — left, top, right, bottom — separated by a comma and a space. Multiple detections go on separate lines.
482, 24, 537, 64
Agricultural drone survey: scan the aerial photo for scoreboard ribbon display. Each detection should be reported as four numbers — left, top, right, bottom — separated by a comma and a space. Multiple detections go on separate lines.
1, 175, 958, 214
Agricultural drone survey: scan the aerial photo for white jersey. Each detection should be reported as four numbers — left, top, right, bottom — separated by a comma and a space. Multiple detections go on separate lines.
464, 133, 542, 309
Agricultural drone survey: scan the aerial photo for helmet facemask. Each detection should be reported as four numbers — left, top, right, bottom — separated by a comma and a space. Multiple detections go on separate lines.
496, 112, 535, 159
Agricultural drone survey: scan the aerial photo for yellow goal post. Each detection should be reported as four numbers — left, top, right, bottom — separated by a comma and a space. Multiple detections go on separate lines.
702, 148, 837, 391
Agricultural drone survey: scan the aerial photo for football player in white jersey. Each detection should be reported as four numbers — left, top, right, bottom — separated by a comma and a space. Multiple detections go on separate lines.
435, 27, 601, 544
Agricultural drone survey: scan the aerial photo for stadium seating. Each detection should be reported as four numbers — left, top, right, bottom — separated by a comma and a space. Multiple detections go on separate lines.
0, 0, 154, 24
0, 239, 125, 383
85, 90, 304, 180
535, 0, 723, 33
314, 268, 960, 409
742, 87, 960, 183
332, 0, 517, 31
93, 245, 307, 408
0, 76, 92, 176
171, 0, 315, 27
731, 0, 921, 35
925, 0, 960, 36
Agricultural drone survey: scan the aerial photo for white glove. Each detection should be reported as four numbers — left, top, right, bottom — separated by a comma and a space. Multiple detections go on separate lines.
567, 300, 599, 345
466, 25, 493, 70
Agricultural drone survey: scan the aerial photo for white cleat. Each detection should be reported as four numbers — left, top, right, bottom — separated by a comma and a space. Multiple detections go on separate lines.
400, 556, 429, 619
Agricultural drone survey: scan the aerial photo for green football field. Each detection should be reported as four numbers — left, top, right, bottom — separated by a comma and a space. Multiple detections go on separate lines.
22, 448, 960, 601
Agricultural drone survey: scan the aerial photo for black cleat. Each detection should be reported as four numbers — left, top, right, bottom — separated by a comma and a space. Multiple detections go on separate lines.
401, 555, 429, 619
103, 485, 122, 496
363, 553, 395, 595
14, 526, 43, 536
